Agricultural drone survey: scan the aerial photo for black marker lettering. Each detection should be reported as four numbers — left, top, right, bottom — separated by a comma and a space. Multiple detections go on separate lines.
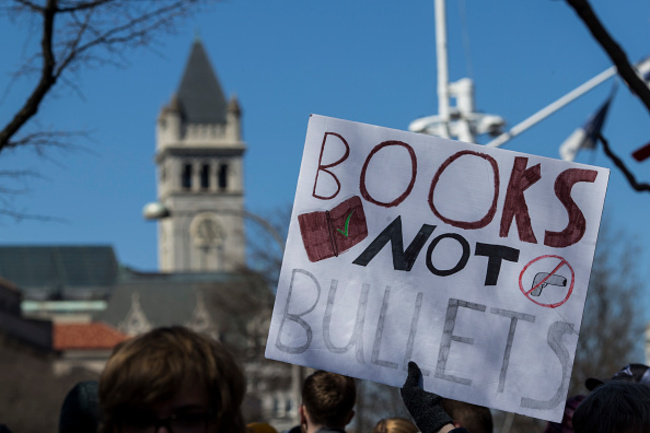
475, 243, 521, 286
353, 216, 435, 271
426, 233, 470, 276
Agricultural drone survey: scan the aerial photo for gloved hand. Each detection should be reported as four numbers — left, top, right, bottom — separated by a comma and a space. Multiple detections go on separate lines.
401, 361, 453, 433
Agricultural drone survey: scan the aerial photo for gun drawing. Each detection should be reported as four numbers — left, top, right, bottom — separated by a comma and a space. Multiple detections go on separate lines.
530, 272, 567, 296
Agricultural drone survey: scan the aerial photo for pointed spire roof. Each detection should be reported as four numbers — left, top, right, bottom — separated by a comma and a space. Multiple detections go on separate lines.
185, 290, 220, 340
118, 292, 153, 336
176, 39, 228, 124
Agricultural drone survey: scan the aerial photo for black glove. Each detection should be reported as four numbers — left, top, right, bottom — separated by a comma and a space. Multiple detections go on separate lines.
401, 361, 453, 433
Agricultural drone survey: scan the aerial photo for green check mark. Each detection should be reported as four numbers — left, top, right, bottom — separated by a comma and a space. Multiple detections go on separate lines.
336, 210, 355, 237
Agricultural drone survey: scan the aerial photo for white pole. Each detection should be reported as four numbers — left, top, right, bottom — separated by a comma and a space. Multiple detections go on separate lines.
485, 65, 617, 148
435, 0, 451, 138
453, 78, 476, 143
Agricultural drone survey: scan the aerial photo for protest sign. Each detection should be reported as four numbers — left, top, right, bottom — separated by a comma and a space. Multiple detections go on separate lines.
265, 114, 609, 422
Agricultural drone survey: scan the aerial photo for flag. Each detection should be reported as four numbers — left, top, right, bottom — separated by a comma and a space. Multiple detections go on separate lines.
559, 97, 613, 162
632, 142, 650, 162
637, 56, 650, 81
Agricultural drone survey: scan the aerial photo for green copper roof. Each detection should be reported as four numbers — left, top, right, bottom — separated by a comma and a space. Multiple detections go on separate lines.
0, 246, 118, 300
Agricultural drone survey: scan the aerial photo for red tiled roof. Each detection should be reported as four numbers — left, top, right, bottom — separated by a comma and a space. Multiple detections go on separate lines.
53, 322, 129, 351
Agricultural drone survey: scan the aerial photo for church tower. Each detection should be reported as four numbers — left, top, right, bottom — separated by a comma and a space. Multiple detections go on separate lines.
153, 39, 246, 272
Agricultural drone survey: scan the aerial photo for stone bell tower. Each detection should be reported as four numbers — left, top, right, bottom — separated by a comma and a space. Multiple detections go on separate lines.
152, 38, 246, 272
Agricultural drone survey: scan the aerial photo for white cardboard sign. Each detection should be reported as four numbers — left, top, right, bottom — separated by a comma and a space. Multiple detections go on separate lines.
265, 115, 609, 422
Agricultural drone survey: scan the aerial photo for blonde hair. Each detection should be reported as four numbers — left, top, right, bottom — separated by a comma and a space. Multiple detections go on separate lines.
247, 422, 279, 433
372, 417, 419, 433
99, 326, 245, 433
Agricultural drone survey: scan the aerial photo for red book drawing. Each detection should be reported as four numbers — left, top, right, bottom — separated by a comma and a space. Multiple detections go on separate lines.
298, 196, 368, 262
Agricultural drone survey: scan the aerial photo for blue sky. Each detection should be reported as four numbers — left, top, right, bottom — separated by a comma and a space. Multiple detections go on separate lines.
0, 1, 649, 308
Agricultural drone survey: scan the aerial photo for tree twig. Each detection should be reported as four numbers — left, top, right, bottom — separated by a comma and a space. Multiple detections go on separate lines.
598, 133, 650, 192
0, 0, 214, 153
565, 0, 650, 114
564, 0, 650, 195
0, 0, 58, 151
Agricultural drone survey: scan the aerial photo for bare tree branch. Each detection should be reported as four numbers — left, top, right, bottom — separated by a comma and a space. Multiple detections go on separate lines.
7, 129, 87, 149
0, 0, 216, 219
565, 0, 650, 195
11, 0, 42, 12
565, 0, 650, 112
56, 0, 115, 14
570, 218, 644, 396
598, 133, 650, 192
0, 0, 216, 153
0, 0, 58, 152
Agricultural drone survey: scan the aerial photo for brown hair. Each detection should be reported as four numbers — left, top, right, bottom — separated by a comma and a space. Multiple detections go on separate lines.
99, 326, 245, 433
372, 417, 419, 433
301, 370, 356, 428
441, 399, 493, 433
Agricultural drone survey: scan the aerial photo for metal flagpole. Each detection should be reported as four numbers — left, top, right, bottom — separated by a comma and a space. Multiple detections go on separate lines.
485, 66, 617, 148
435, 0, 452, 139
414, 3, 650, 149
410, 0, 505, 143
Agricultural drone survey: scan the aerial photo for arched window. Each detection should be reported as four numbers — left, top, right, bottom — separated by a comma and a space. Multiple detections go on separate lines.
200, 164, 210, 189
182, 164, 192, 189
218, 164, 228, 190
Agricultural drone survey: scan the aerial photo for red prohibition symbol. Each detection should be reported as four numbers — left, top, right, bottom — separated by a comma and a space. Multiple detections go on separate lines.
519, 254, 575, 308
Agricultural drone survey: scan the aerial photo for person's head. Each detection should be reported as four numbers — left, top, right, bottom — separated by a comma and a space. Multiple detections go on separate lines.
372, 417, 418, 433
441, 399, 493, 433
99, 326, 245, 433
586, 363, 650, 391
573, 381, 650, 433
300, 370, 356, 431
59, 380, 100, 433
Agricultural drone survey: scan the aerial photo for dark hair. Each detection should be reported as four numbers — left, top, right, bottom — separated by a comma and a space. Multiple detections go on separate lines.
441, 399, 493, 433
99, 326, 245, 433
301, 370, 356, 428
586, 363, 650, 391
59, 381, 100, 433
573, 381, 650, 433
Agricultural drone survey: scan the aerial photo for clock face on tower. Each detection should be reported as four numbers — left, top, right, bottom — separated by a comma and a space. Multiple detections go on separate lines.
190, 212, 225, 247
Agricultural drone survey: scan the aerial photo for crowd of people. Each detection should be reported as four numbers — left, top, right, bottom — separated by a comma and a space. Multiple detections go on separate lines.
2, 325, 649, 433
